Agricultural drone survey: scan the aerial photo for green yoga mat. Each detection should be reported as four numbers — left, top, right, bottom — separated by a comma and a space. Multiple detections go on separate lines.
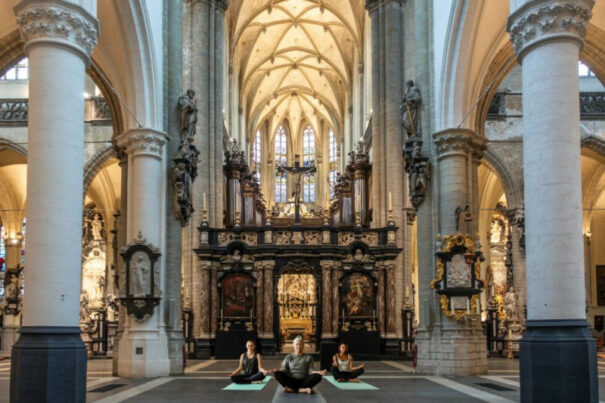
222, 376, 271, 391
325, 375, 379, 390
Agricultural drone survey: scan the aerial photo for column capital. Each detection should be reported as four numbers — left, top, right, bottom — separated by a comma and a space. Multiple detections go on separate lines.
507, 0, 593, 61
433, 128, 486, 161
115, 128, 168, 159
14, 0, 99, 64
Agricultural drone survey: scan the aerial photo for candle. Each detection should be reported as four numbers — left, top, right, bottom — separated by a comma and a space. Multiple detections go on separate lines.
466, 298, 470, 313
235, 197, 240, 213
203, 193, 207, 211
388, 192, 392, 211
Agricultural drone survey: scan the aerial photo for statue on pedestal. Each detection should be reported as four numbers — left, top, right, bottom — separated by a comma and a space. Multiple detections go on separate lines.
504, 287, 518, 321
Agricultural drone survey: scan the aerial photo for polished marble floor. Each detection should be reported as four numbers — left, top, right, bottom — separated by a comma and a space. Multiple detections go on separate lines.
1, 356, 604, 402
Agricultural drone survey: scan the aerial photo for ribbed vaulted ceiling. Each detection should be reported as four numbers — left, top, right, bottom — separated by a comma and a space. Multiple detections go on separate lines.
229, 0, 363, 142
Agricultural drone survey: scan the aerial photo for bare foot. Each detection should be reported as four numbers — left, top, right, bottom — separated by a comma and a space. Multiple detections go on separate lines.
337, 378, 346, 382
284, 387, 294, 393
349, 379, 360, 383
298, 388, 312, 394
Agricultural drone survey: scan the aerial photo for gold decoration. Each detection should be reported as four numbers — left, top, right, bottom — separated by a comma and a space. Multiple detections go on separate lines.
431, 233, 484, 320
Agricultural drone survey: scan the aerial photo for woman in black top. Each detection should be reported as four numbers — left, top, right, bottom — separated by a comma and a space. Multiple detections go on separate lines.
229, 340, 267, 384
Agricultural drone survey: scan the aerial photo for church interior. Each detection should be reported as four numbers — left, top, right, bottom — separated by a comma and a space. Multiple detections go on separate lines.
1, 0, 605, 401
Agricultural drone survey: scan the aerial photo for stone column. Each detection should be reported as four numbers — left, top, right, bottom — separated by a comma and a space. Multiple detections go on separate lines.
507, 1, 597, 400
114, 128, 170, 378
163, 0, 184, 375
366, 0, 406, 343
416, 128, 487, 376
182, 0, 228, 311
10, 1, 98, 401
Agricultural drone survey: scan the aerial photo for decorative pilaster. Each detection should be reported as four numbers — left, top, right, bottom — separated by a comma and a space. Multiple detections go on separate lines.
262, 262, 275, 353
11, 1, 98, 401
321, 261, 333, 338
508, 1, 597, 400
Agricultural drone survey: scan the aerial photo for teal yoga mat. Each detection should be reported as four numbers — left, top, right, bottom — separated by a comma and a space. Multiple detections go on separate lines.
324, 375, 379, 390
222, 376, 272, 391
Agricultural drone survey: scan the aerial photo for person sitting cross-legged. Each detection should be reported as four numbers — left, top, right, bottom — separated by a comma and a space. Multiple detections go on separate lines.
332, 343, 365, 382
228, 340, 268, 384
271, 336, 326, 394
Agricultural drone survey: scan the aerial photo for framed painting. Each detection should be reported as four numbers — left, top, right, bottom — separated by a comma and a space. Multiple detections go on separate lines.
341, 272, 374, 317
221, 273, 255, 318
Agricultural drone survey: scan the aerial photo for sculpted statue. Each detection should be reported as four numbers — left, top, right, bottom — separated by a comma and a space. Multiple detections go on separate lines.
178, 89, 197, 144
91, 213, 103, 241
401, 80, 421, 138
172, 140, 200, 226
504, 286, 518, 320
5, 274, 19, 301
132, 255, 149, 297
80, 290, 90, 322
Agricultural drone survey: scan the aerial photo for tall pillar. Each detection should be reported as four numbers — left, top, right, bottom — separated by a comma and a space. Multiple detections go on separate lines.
182, 1, 228, 312
416, 128, 487, 375
114, 128, 170, 378
366, 0, 406, 344
507, 1, 597, 400
10, 1, 98, 401
163, 0, 184, 375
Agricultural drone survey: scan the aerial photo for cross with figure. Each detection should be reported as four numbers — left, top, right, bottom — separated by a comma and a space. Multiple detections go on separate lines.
277, 154, 316, 223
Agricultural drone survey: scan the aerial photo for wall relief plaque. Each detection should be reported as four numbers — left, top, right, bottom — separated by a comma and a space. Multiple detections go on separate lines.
119, 231, 162, 322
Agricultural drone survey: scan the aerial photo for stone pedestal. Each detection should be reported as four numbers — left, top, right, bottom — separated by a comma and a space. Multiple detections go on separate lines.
10, 1, 98, 401
508, 1, 597, 400
0, 314, 20, 354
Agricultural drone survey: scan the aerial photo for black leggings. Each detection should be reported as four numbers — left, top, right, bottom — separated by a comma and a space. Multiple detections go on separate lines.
231, 372, 266, 384
332, 367, 364, 380
274, 371, 322, 391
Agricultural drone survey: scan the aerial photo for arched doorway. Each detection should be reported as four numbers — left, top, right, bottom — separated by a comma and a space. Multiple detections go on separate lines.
276, 264, 318, 353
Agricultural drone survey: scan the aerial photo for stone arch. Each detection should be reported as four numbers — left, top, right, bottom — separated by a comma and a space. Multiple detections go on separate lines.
83, 145, 118, 196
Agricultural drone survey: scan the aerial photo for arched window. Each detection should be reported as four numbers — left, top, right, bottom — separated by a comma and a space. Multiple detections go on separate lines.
578, 61, 595, 77
303, 125, 316, 203
0, 58, 28, 81
328, 129, 337, 199
274, 126, 287, 203
253, 130, 262, 183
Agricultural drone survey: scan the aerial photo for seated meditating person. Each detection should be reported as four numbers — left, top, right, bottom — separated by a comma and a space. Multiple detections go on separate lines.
228, 340, 267, 384
332, 343, 365, 382
272, 336, 326, 394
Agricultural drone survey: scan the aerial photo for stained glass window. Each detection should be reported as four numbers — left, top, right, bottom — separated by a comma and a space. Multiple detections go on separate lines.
303, 125, 316, 202
274, 126, 287, 203
329, 129, 337, 199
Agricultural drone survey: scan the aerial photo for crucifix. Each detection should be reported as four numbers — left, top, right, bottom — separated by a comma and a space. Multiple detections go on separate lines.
277, 154, 316, 224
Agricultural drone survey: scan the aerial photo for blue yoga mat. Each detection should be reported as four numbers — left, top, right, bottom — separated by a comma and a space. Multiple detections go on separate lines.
324, 375, 379, 390
223, 376, 271, 391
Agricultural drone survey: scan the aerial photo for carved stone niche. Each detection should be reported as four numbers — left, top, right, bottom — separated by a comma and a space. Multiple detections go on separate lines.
119, 232, 162, 322
431, 234, 484, 320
